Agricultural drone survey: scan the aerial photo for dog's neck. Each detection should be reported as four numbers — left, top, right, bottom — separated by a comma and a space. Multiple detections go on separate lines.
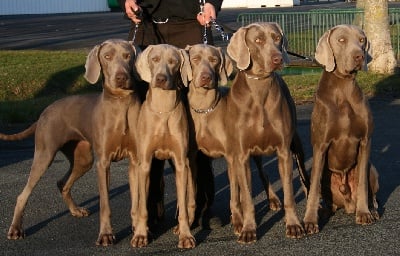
146, 87, 180, 114
188, 84, 221, 114
240, 70, 274, 80
329, 69, 358, 81
104, 87, 134, 100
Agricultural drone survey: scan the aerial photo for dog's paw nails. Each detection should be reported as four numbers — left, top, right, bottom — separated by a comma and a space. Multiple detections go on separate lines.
237, 229, 257, 244
286, 224, 305, 239
71, 207, 90, 217
7, 226, 25, 240
304, 222, 319, 235
173, 225, 180, 235
178, 235, 196, 249
131, 235, 148, 248
356, 212, 375, 225
269, 198, 282, 211
96, 234, 115, 246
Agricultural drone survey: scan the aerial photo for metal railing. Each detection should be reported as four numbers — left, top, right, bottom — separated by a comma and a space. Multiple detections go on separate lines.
237, 8, 400, 61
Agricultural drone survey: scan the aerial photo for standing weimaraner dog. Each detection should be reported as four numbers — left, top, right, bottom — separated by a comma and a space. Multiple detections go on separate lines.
303, 25, 379, 234
185, 43, 291, 216
218, 22, 309, 243
1, 39, 141, 246
130, 44, 196, 249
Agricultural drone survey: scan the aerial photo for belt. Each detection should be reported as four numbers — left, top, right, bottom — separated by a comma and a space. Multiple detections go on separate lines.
152, 17, 189, 24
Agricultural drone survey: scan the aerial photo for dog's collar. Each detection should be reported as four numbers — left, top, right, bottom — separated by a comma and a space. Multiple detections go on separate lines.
148, 98, 180, 115
191, 92, 221, 114
241, 70, 274, 80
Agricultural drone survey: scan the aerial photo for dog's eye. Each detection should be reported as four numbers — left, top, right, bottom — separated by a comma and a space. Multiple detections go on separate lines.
338, 38, 346, 43
209, 57, 218, 63
152, 56, 160, 63
104, 54, 111, 60
191, 55, 201, 63
360, 37, 365, 43
168, 58, 178, 65
123, 53, 131, 60
255, 38, 263, 44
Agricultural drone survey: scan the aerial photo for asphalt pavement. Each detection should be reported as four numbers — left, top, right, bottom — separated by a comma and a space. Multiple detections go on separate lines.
1, 2, 400, 255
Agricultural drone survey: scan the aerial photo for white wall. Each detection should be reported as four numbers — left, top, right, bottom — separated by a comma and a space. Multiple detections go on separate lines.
0, 0, 110, 15
222, 0, 300, 8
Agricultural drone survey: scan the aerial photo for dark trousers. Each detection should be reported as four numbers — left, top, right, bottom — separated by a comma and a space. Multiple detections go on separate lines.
128, 19, 213, 49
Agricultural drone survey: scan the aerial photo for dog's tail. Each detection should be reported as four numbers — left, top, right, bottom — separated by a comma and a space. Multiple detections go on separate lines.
291, 131, 310, 198
0, 122, 37, 141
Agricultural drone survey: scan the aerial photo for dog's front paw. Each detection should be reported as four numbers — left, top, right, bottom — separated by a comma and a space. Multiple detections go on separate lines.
286, 223, 305, 238
237, 225, 257, 244
96, 233, 115, 246
356, 211, 376, 225
131, 234, 148, 248
70, 207, 90, 217
230, 213, 243, 236
268, 197, 282, 211
7, 225, 25, 240
178, 234, 196, 249
304, 222, 319, 235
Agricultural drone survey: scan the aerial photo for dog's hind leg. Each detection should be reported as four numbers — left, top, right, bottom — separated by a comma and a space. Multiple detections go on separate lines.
253, 156, 282, 211
7, 147, 57, 240
58, 140, 93, 217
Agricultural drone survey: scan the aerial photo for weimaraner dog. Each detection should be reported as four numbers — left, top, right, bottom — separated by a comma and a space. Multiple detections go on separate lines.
217, 22, 309, 243
303, 25, 379, 234
1, 39, 141, 246
131, 44, 196, 249
185, 44, 288, 214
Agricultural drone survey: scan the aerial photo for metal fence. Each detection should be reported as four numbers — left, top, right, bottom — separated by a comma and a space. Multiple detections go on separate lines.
237, 8, 400, 61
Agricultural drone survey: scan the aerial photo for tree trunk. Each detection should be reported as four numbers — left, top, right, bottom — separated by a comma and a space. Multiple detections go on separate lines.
363, 0, 397, 74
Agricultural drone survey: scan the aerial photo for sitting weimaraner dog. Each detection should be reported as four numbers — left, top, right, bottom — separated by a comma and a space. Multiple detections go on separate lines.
303, 24, 379, 234
130, 44, 196, 249
212, 22, 309, 243
1, 39, 141, 246
185, 43, 291, 215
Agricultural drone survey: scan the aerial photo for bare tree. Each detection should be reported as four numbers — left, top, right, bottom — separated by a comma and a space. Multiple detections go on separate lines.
361, 0, 397, 74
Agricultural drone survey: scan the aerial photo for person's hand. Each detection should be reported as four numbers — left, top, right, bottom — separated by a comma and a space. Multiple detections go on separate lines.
197, 3, 216, 26
125, 0, 142, 24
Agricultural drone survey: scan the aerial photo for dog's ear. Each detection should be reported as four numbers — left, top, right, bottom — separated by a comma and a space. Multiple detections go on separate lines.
179, 49, 192, 87
135, 45, 153, 83
84, 44, 101, 84
227, 26, 250, 70
183, 45, 194, 82
272, 22, 290, 65
363, 35, 371, 71
315, 28, 335, 72
217, 47, 233, 86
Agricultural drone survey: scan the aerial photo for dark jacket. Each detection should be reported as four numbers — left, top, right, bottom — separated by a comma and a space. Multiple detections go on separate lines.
118, 0, 223, 20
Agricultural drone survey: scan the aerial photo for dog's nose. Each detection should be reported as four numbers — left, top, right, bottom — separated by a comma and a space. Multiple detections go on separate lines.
272, 54, 283, 65
200, 72, 212, 85
156, 74, 167, 86
354, 53, 364, 63
115, 73, 128, 83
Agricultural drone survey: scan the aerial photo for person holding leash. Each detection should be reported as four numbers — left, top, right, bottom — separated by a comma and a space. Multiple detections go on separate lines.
119, 0, 223, 48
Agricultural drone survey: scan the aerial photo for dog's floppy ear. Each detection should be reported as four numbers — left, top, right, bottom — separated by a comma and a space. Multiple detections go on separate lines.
183, 45, 194, 82
272, 22, 290, 65
179, 49, 192, 87
227, 26, 250, 70
363, 35, 371, 71
217, 47, 233, 86
135, 45, 153, 83
315, 28, 335, 72
84, 44, 102, 84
